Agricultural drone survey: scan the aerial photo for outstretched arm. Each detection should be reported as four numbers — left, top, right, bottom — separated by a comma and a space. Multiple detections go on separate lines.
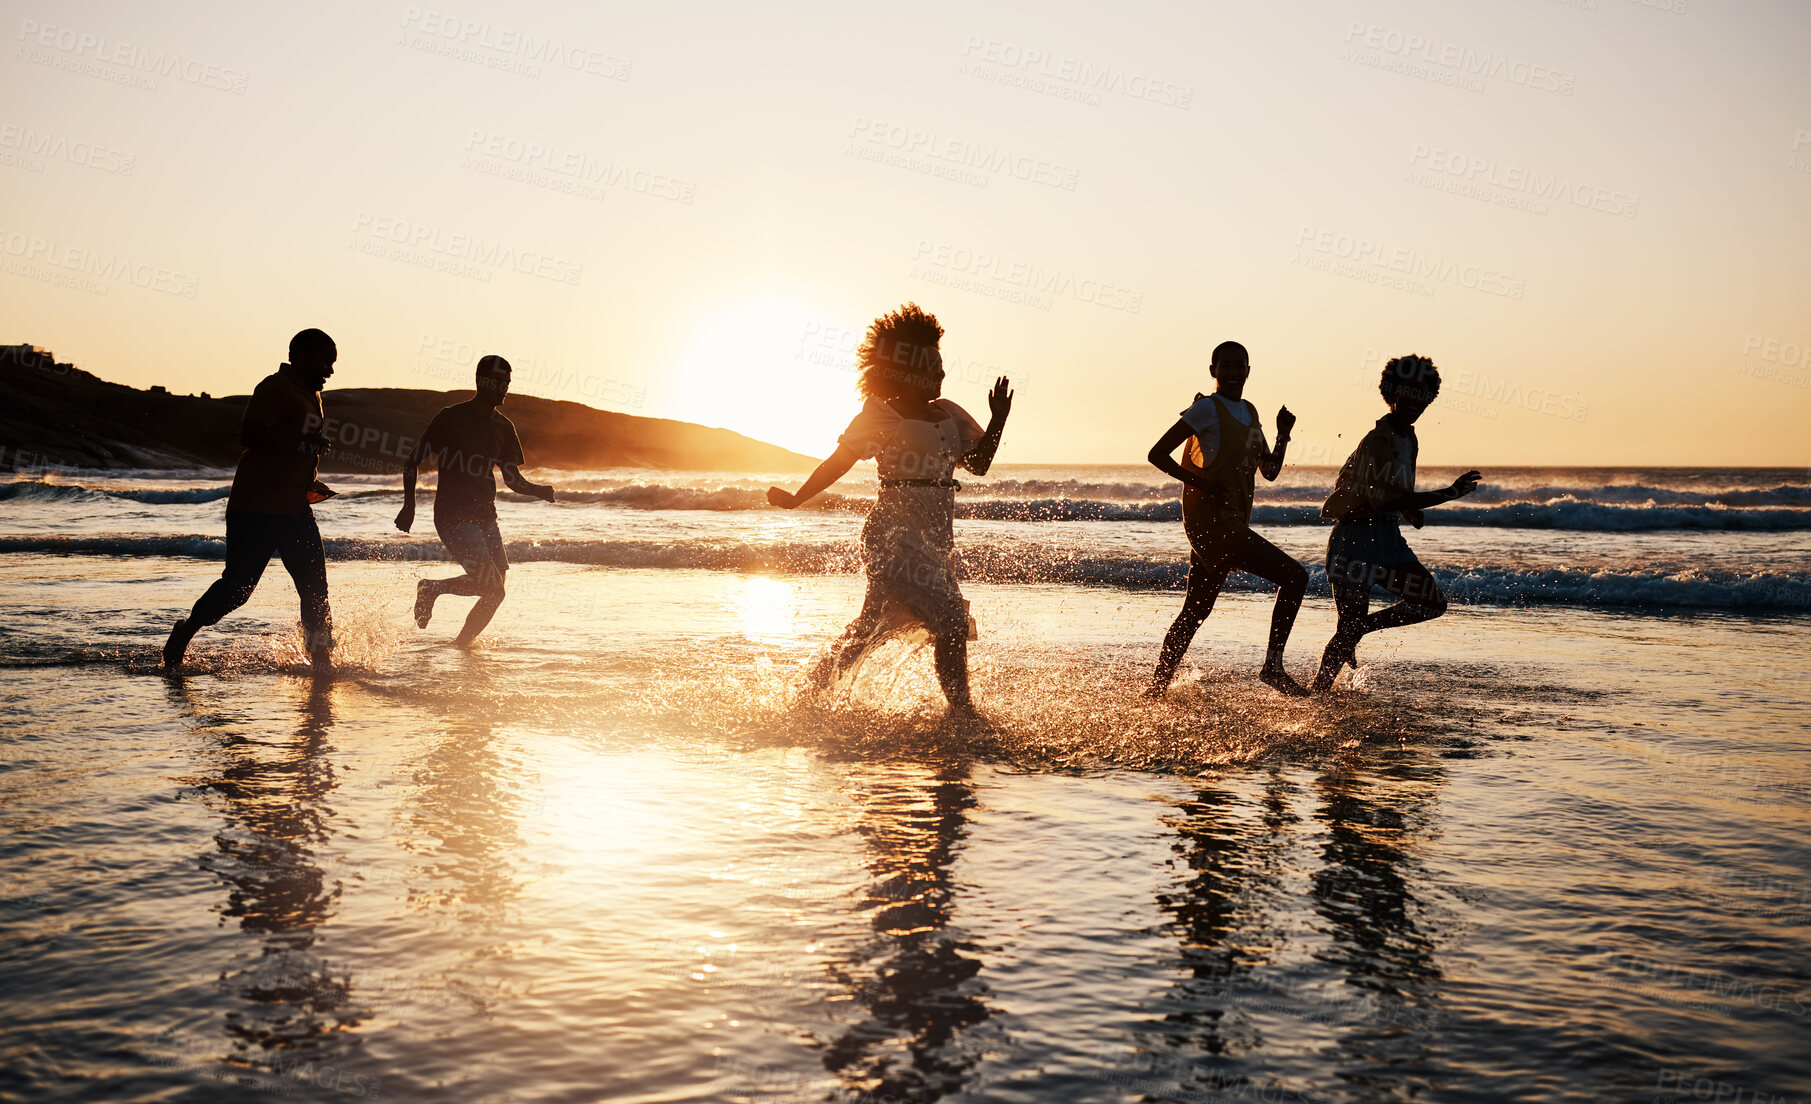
1258, 405, 1295, 481
960, 377, 1013, 476
501, 463, 556, 502
768, 446, 860, 509
1148, 420, 1208, 492
1381, 470, 1482, 515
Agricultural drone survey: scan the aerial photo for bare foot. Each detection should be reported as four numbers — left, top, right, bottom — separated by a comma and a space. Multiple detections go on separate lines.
162, 618, 196, 670
414, 579, 436, 629
310, 649, 333, 676
1141, 682, 1168, 700
1311, 641, 1357, 694
1260, 665, 1310, 697
945, 695, 983, 719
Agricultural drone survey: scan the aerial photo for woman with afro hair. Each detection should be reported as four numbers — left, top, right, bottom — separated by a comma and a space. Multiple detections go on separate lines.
1312, 354, 1481, 692
769, 303, 1012, 716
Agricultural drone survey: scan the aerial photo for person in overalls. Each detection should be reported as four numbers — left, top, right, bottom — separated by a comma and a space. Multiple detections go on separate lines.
1145, 340, 1309, 697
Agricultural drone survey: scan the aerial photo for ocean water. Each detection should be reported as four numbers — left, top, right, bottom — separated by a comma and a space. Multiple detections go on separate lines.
0, 464, 1807, 1103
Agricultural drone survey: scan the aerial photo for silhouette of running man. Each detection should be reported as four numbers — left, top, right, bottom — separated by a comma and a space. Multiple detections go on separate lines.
1146, 340, 1309, 697
163, 328, 339, 672
1311, 354, 1481, 692
395, 354, 556, 646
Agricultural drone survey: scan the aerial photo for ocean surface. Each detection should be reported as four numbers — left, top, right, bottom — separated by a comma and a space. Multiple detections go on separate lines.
1, 463, 1807, 1103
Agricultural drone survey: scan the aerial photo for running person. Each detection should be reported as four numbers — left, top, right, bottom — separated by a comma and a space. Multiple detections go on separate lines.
1146, 340, 1309, 697
395, 354, 557, 646
767, 303, 1010, 718
163, 328, 340, 672
1311, 354, 1481, 692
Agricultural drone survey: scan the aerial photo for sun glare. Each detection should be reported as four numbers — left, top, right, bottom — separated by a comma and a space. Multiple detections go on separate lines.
671, 298, 863, 459
732, 576, 805, 644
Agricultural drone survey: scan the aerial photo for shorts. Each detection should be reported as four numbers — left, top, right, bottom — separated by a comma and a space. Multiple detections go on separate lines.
1326, 515, 1422, 589
438, 515, 508, 583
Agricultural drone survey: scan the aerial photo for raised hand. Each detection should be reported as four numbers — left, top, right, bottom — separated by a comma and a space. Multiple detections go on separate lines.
988, 377, 1013, 422
1275, 405, 1296, 438
301, 431, 332, 457
1448, 470, 1483, 499
767, 486, 798, 509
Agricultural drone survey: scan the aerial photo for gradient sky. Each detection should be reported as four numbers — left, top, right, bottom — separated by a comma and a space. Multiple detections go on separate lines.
4, 0, 1809, 465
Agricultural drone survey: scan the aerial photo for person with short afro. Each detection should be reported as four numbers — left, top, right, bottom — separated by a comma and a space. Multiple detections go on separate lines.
1312, 354, 1482, 692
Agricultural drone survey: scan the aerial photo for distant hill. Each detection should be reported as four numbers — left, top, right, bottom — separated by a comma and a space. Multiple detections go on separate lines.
0, 346, 814, 473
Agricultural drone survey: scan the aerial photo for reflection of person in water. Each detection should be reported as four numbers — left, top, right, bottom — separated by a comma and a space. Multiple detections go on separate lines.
1146, 773, 1295, 1068
1145, 341, 1308, 698
176, 679, 352, 1060
768, 304, 1011, 717
1308, 763, 1449, 1041
821, 763, 993, 1102
1313, 354, 1482, 692
164, 328, 340, 672
1136, 763, 1452, 1094
395, 354, 557, 647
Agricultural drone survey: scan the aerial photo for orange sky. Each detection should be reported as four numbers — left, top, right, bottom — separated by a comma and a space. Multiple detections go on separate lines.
4, 0, 1809, 465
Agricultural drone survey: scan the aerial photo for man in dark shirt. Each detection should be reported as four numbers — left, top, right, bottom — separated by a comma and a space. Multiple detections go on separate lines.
395, 354, 556, 645
164, 328, 339, 671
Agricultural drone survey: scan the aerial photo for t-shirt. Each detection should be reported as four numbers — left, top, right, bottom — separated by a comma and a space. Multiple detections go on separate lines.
416, 400, 525, 524
227, 369, 322, 516
1179, 393, 1267, 470
1322, 416, 1418, 520
838, 398, 985, 480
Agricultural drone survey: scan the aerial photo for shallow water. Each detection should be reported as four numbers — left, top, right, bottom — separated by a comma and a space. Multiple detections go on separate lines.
1, 467, 1808, 1102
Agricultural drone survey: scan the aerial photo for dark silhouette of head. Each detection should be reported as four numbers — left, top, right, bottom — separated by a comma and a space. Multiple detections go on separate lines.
1209, 340, 1251, 390
475, 354, 512, 408
1380, 354, 1441, 423
287, 328, 337, 390
857, 303, 945, 403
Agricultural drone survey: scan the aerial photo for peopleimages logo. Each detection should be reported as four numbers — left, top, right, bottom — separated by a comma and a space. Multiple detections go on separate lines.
1343, 22, 1575, 95
399, 7, 631, 79
15, 19, 249, 93
958, 36, 1193, 109
847, 117, 1080, 191
0, 124, 135, 175
350, 210, 584, 285
462, 130, 696, 203
1408, 144, 1638, 218
911, 239, 1144, 313
0, 228, 200, 297
1295, 225, 1526, 300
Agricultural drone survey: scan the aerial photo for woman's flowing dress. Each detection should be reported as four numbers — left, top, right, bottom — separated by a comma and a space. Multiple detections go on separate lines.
835, 397, 985, 643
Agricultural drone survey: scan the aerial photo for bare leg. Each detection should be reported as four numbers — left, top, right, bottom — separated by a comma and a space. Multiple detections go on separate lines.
933, 629, 975, 715
1223, 530, 1310, 696
451, 584, 505, 646
1357, 562, 1448, 635
1313, 579, 1371, 692
1148, 557, 1232, 695
1313, 563, 1446, 692
418, 574, 485, 628
448, 545, 508, 646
